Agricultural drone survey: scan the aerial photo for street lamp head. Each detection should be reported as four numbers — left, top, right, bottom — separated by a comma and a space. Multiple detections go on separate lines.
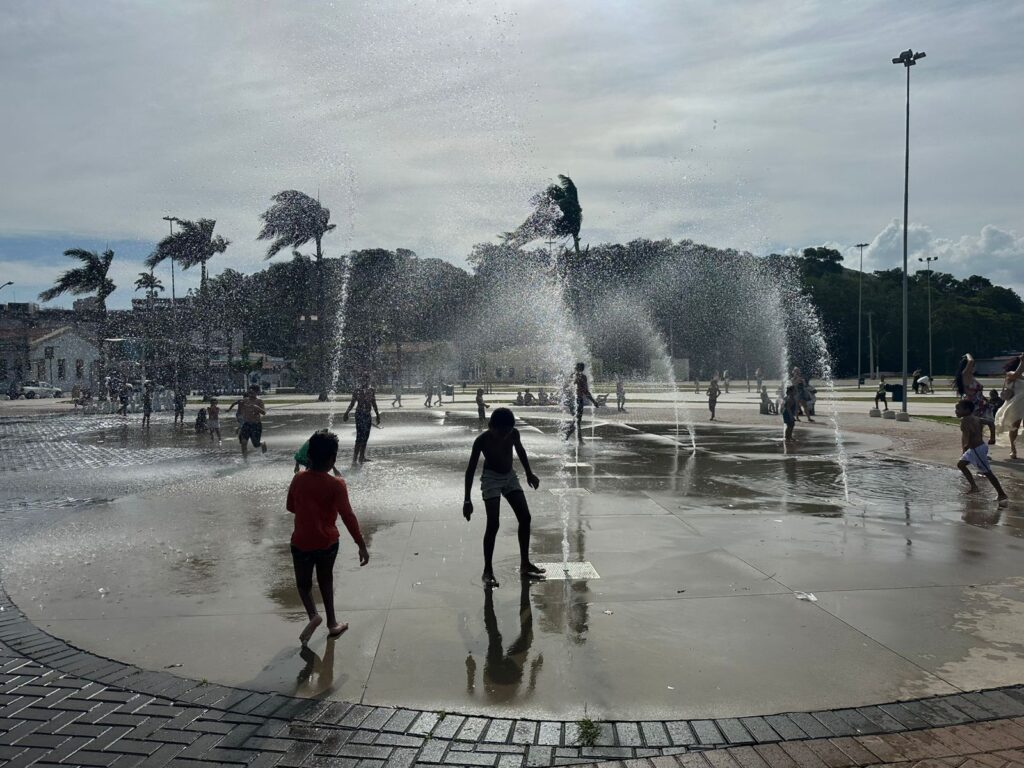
893, 49, 925, 67
162, 215, 179, 223
855, 243, 869, 249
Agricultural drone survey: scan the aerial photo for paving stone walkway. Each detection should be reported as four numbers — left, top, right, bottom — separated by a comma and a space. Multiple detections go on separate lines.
4, 578, 1024, 768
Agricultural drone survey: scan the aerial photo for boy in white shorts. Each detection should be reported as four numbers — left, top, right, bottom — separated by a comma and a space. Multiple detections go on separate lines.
956, 400, 1008, 506
207, 398, 222, 443
463, 407, 545, 588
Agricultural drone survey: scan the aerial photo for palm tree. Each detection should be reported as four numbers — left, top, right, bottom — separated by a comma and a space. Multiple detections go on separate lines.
548, 175, 583, 256
39, 248, 116, 383
505, 174, 583, 256
258, 190, 336, 399
134, 270, 164, 299
145, 218, 229, 291
146, 219, 229, 393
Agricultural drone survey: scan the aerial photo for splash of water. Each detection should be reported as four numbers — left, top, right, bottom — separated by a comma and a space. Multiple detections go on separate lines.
326, 255, 350, 430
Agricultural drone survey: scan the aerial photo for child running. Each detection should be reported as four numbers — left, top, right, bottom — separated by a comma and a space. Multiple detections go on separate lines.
874, 378, 889, 411
476, 388, 489, 422
956, 400, 1009, 506
463, 407, 545, 588
783, 384, 798, 441
287, 430, 369, 644
207, 398, 222, 443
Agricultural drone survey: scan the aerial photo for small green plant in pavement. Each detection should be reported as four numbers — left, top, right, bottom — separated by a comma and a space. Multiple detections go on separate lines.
575, 717, 601, 747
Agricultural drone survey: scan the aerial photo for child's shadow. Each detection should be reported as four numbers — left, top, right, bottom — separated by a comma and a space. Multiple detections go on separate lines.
461, 581, 544, 704
294, 639, 343, 698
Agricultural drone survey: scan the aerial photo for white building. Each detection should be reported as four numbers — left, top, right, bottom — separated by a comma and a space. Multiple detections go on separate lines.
27, 327, 100, 388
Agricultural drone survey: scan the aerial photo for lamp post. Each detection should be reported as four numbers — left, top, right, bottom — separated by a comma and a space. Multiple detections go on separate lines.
162, 215, 180, 391
918, 255, 938, 381
892, 48, 926, 422
0, 281, 12, 292
855, 243, 869, 389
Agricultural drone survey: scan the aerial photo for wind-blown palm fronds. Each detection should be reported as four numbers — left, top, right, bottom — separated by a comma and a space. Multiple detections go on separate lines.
39, 248, 116, 310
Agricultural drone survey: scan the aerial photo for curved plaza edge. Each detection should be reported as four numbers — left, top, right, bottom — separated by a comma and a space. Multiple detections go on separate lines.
2, 574, 1024, 767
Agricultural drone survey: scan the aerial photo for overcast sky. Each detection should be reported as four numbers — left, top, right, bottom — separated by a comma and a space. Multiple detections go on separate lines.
1, 0, 1022, 308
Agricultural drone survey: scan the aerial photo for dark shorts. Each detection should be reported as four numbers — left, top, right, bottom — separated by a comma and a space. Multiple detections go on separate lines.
290, 541, 339, 571
355, 410, 372, 442
783, 412, 795, 425
239, 421, 263, 446
478, 405, 486, 419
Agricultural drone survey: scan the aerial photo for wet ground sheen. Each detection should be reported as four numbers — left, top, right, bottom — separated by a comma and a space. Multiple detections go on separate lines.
2, 408, 1024, 720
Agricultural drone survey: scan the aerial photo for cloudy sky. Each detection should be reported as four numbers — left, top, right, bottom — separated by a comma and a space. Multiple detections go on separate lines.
1, 0, 1022, 307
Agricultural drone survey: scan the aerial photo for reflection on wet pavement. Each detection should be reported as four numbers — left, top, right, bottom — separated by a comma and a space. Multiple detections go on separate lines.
3, 410, 1024, 719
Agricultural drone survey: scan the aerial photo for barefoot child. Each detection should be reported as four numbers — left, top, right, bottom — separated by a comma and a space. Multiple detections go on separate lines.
707, 378, 720, 421
463, 407, 545, 588
476, 388, 489, 422
343, 378, 380, 465
206, 398, 222, 442
783, 385, 798, 441
956, 400, 1009, 506
287, 430, 369, 644
237, 385, 268, 456
141, 385, 153, 429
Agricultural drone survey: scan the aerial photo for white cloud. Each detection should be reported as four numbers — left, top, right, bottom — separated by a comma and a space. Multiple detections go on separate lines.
1, 1, 1023, 283
859, 220, 1024, 294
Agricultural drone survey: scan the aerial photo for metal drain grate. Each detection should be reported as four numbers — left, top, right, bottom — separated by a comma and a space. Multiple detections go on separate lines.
532, 561, 600, 580
549, 487, 590, 496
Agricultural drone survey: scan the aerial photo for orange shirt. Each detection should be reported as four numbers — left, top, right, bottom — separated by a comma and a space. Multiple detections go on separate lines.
287, 471, 364, 552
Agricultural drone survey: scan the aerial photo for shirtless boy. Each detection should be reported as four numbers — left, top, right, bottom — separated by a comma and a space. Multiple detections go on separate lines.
956, 400, 1009, 506
565, 362, 599, 443
237, 385, 268, 456
463, 407, 545, 588
343, 378, 380, 465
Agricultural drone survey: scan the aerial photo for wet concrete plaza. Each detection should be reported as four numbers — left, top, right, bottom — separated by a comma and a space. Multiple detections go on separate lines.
3, 405, 1024, 722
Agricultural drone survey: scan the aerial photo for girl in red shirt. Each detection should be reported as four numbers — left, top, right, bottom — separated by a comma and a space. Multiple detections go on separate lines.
286, 430, 369, 644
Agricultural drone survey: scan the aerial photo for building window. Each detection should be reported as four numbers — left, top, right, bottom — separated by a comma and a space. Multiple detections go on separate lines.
57, 359, 66, 380
76, 359, 84, 379
37, 360, 46, 379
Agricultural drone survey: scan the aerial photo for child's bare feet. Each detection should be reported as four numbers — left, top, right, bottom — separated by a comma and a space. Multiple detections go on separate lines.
522, 562, 546, 579
966, 485, 980, 494
299, 614, 322, 644
261, 442, 267, 454
327, 623, 349, 637
482, 571, 499, 589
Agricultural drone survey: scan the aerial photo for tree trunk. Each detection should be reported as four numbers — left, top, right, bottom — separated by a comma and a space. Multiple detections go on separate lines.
201, 259, 211, 396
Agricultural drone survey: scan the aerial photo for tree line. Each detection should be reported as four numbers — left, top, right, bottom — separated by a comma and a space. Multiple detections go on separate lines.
38, 179, 1022, 392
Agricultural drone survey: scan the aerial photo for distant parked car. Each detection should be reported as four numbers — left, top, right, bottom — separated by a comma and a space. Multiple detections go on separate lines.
20, 380, 63, 399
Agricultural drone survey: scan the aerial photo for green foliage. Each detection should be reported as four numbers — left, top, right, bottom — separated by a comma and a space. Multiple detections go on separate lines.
575, 717, 601, 747
258, 190, 335, 260
39, 248, 116, 310
146, 218, 229, 287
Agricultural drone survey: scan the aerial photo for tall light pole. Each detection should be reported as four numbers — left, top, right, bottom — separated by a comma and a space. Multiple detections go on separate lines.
892, 48, 926, 422
162, 215, 180, 390
867, 311, 875, 381
855, 243, 869, 389
918, 255, 938, 380
0, 281, 12, 292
